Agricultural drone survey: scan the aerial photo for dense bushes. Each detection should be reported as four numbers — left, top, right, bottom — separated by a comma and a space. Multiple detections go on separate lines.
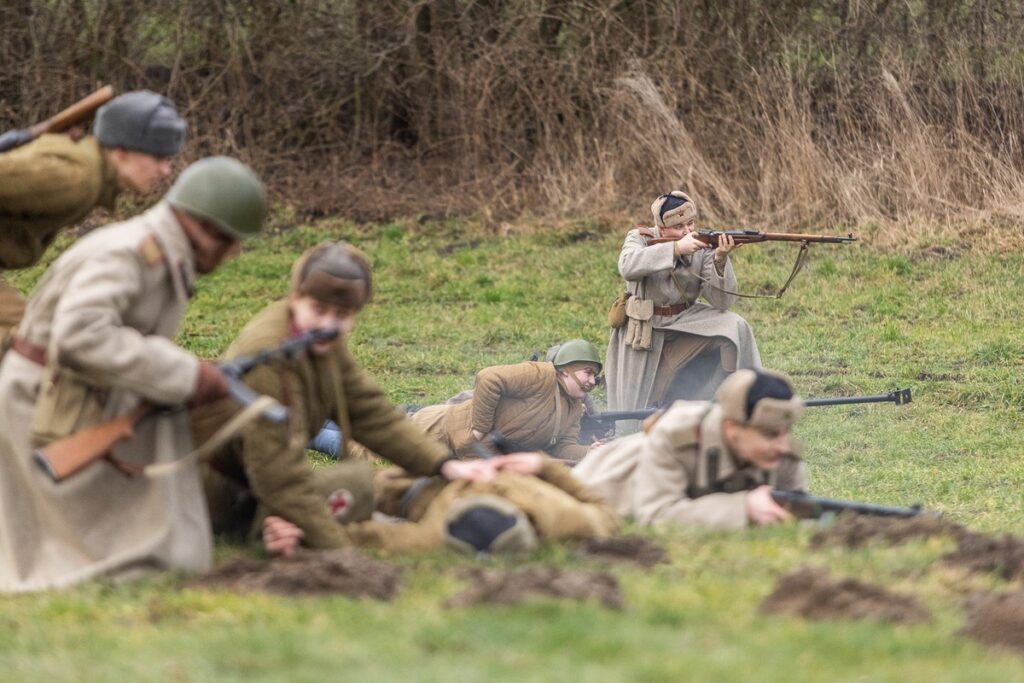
3, 1, 1024, 240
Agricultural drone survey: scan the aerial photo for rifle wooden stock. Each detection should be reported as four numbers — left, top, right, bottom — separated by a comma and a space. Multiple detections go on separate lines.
646, 230, 856, 247
33, 404, 151, 482
0, 85, 115, 153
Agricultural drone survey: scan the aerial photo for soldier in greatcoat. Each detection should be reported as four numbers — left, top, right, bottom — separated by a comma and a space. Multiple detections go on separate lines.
573, 369, 807, 530
408, 340, 604, 462
190, 242, 498, 552
0, 91, 187, 343
0, 157, 265, 592
605, 191, 762, 420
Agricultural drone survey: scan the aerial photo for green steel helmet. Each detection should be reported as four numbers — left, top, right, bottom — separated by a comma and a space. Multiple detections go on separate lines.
166, 156, 266, 240
552, 339, 602, 372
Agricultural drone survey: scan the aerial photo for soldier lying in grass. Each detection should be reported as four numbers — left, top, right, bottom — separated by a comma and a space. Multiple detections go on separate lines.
573, 369, 807, 529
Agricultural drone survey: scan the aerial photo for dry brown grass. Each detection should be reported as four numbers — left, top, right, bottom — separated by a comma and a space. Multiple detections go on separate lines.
5, 1, 1024, 247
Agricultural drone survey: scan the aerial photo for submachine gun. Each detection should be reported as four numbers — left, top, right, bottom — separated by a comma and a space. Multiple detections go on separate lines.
770, 490, 926, 519
34, 329, 338, 482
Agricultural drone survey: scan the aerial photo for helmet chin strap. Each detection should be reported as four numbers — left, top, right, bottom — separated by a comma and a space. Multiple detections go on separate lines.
559, 368, 589, 396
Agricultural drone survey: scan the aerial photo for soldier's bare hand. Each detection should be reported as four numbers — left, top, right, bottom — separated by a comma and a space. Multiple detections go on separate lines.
673, 233, 709, 257
189, 361, 229, 407
715, 232, 739, 256
490, 452, 544, 475
745, 485, 793, 526
441, 458, 498, 483
263, 515, 304, 557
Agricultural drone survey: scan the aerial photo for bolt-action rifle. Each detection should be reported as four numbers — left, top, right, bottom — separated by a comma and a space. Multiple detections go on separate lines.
0, 85, 115, 153
645, 229, 856, 247
580, 388, 912, 441
33, 329, 338, 482
771, 490, 926, 519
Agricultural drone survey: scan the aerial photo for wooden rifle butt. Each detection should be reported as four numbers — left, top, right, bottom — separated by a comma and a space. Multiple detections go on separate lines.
33, 403, 150, 482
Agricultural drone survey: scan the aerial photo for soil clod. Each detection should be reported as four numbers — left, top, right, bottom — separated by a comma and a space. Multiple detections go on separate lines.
760, 566, 931, 624
445, 566, 623, 610
809, 512, 964, 549
942, 532, 1024, 581
186, 549, 402, 599
579, 535, 668, 567
961, 591, 1024, 655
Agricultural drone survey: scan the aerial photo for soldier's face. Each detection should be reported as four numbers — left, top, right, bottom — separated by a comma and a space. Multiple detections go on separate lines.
188, 221, 240, 274
722, 419, 793, 470
558, 364, 600, 399
111, 149, 174, 194
660, 218, 696, 240
289, 295, 356, 354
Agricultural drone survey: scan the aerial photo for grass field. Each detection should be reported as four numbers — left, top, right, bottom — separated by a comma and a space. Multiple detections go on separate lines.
3, 219, 1024, 682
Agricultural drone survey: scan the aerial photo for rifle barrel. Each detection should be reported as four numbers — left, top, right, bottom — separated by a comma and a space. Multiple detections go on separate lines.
771, 490, 924, 518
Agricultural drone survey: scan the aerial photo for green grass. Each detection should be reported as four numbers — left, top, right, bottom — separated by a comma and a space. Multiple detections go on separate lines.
4, 220, 1024, 681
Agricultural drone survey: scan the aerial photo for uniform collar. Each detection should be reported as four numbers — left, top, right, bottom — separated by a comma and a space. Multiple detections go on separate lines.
700, 404, 751, 481
151, 201, 197, 296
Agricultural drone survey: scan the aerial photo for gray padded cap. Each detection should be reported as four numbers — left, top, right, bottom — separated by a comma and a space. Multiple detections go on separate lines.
93, 90, 186, 157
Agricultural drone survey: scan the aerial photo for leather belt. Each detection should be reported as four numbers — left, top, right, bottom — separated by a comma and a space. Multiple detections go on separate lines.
653, 302, 689, 316
12, 336, 46, 366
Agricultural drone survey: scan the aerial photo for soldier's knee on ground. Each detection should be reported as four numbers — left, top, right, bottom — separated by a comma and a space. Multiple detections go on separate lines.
312, 460, 376, 523
443, 495, 537, 555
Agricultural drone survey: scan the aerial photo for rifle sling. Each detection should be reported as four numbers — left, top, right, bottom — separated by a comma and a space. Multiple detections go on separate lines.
141, 395, 279, 478
686, 241, 811, 300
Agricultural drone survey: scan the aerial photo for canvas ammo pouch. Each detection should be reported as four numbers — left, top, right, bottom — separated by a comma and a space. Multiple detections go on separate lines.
608, 292, 631, 329
31, 364, 108, 447
624, 296, 654, 350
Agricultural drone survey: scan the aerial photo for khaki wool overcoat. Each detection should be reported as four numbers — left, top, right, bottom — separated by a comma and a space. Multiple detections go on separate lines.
0, 202, 210, 592
573, 401, 807, 529
606, 228, 762, 413
412, 361, 589, 461
191, 299, 453, 549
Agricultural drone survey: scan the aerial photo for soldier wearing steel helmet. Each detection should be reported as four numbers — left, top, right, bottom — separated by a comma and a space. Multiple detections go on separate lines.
0, 156, 265, 592
0, 90, 187, 344
409, 339, 605, 462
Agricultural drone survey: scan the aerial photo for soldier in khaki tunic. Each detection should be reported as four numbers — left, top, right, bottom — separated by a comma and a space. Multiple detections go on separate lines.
0, 90, 187, 344
606, 191, 762, 419
0, 157, 266, 592
409, 340, 604, 462
573, 369, 807, 530
191, 243, 498, 552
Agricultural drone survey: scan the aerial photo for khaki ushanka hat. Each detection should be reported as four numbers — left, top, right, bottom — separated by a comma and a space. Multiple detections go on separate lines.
715, 369, 803, 433
290, 242, 373, 310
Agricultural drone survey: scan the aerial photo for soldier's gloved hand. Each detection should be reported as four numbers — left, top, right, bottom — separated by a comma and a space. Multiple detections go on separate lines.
745, 485, 793, 526
189, 360, 230, 407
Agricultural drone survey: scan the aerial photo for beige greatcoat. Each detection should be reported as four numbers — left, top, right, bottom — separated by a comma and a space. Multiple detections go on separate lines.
0, 202, 210, 592
411, 361, 588, 461
606, 228, 762, 413
0, 135, 120, 342
573, 401, 807, 530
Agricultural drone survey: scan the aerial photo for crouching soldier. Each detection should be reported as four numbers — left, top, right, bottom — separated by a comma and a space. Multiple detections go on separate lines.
264, 452, 621, 557
0, 157, 264, 592
573, 369, 806, 529
0, 91, 187, 344
191, 242, 495, 550
409, 340, 604, 462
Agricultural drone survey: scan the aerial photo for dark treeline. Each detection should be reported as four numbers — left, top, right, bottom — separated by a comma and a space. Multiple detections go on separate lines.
3, 1, 1024, 241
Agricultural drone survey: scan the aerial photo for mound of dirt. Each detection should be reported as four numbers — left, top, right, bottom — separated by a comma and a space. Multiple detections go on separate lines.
942, 532, 1024, 581
186, 549, 402, 599
579, 535, 668, 568
760, 567, 931, 624
809, 512, 965, 549
961, 591, 1024, 655
444, 566, 623, 610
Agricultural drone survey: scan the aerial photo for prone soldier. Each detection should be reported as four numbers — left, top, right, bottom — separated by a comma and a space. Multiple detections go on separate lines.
0, 157, 265, 592
0, 90, 186, 343
573, 369, 806, 529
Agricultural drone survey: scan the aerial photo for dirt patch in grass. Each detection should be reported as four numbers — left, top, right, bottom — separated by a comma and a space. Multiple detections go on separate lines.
809, 512, 965, 549
186, 549, 402, 599
942, 532, 1024, 581
579, 535, 668, 568
961, 591, 1024, 655
760, 567, 931, 624
445, 566, 623, 610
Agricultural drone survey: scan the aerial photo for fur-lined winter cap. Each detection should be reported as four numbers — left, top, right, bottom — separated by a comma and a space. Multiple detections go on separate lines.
650, 190, 698, 229
715, 369, 803, 433
290, 242, 372, 310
